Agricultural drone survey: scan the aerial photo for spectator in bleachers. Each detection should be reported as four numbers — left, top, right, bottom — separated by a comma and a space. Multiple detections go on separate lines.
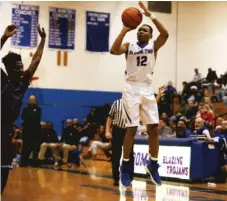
160, 112, 168, 121
58, 119, 78, 165
196, 102, 205, 118
192, 117, 211, 140
171, 103, 188, 123
204, 97, 215, 112
21, 95, 41, 167
187, 86, 203, 104
200, 104, 215, 126
77, 118, 92, 146
214, 120, 227, 139
222, 87, 227, 107
166, 81, 177, 95
189, 118, 196, 133
193, 68, 202, 82
40, 121, 47, 133
206, 68, 218, 83
38, 122, 60, 164
87, 108, 98, 124
221, 86, 227, 100
215, 125, 222, 133
169, 120, 176, 134
212, 85, 223, 103
217, 71, 227, 86
72, 118, 82, 131
158, 118, 173, 138
175, 119, 190, 138
181, 81, 189, 104
158, 87, 172, 117
83, 125, 111, 160
216, 117, 224, 127
184, 100, 198, 120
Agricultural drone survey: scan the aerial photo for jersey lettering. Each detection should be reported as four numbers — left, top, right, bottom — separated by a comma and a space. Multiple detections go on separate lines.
126, 42, 155, 83
137, 56, 147, 66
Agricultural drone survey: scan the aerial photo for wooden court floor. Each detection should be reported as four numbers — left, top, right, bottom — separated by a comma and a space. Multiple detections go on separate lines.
2, 160, 227, 201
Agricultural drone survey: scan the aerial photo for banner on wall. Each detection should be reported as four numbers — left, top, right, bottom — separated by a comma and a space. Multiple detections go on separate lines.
11, 4, 39, 48
86, 11, 110, 52
49, 7, 75, 50
133, 144, 191, 180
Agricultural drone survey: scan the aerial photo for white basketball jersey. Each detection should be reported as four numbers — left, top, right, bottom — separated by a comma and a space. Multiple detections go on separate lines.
125, 41, 156, 84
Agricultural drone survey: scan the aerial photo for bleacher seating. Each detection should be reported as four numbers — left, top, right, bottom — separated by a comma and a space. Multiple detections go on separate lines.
172, 97, 227, 117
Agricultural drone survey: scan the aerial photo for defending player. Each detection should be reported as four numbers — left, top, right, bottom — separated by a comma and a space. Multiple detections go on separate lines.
1, 24, 46, 193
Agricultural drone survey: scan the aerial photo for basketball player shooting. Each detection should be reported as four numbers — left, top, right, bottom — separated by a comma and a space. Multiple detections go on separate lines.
110, 1, 169, 187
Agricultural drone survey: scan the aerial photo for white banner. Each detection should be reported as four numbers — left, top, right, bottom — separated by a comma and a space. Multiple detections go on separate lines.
133, 144, 191, 180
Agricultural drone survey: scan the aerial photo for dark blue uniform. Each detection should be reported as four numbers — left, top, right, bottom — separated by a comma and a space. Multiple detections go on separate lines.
1, 70, 32, 192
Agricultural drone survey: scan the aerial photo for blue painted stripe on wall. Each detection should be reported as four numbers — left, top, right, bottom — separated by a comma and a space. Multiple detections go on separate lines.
24, 88, 122, 106
15, 88, 122, 136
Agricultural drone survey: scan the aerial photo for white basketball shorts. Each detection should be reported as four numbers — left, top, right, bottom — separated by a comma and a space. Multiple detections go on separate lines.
122, 81, 159, 127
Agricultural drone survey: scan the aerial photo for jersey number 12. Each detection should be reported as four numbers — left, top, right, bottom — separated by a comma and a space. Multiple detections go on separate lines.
137, 56, 147, 66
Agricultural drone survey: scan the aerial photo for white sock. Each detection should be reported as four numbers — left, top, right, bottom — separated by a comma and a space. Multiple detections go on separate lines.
123, 158, 130, 162
150, 154, 158, 161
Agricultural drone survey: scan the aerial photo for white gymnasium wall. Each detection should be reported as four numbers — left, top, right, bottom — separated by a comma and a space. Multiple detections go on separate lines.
176, 1, 227, 90
1, 2, 226, 93
0, 1, 177, 92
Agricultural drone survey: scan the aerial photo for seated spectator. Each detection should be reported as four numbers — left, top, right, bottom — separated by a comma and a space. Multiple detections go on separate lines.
192, 68, 202, 82
184, 100, 198, 120
12, 127, 23, 162
213, 120, 227, 139
57, 119, 79, 165
206, 68, 218, 83
211, 85, 223, 102
77, 118, 92, 146
160, 112, 168, 121
83, 126, 111, 160
189, 118, 196, 133
200, 104, 215, 126
72, 118, 82, 131
175, 119, 191, 138
38, 122, 60, 164
191, 117, 211, 140
169, 120, 176, 134
87, 108, 98, 124
187, 86, 203, 104
176, 104, 188, 116
170, 103, 188, 123
215, 125, 222, 133
158, 118, 173, 138
195, 102, 205, 118
181, 81, 189, 104
166, 81, 177, 95
196, 102, 205, 118
222, 87, 227, 107
204, 97, 215, 112
158, 87, 173, 117
216, 117, 224, 127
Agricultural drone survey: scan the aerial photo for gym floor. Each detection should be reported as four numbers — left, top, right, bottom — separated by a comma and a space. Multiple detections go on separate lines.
2, 160, 227, 201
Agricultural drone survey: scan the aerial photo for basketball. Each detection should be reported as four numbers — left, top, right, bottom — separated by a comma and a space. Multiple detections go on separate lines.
121, 7, 143, 29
